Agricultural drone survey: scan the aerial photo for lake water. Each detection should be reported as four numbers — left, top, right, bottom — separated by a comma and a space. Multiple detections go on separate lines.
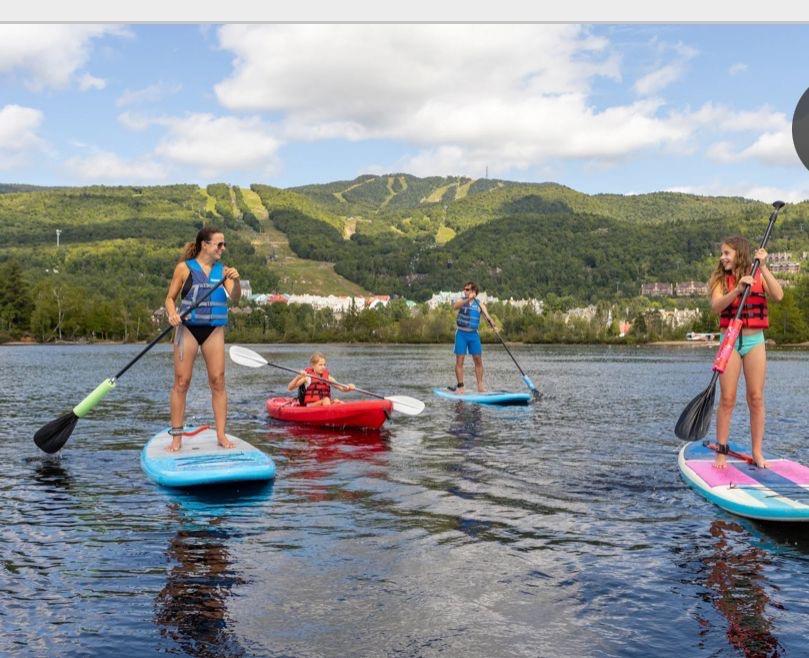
1, 343, 808, 657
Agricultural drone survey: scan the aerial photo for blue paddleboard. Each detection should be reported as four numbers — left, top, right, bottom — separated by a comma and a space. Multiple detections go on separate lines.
678, 440, 809, 522
432, 387, 531, 406
141, 426, 276, 487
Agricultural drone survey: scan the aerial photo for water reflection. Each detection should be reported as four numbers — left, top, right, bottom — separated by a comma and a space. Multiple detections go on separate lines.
702, 519, 783, 658
154, 483, 274, 657
275, 426, 389, 504
447, 402, 483, 443
32, 458, 74, 492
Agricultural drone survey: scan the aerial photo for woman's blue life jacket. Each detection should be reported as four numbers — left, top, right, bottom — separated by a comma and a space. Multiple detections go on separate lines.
456, 297, 481, 332
179, 260, 229, 327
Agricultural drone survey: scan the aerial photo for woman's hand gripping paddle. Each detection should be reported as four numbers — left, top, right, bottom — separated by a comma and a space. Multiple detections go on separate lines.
33, 278, 228, 454
228, 345, 426, 416
674, 200, 784, 441
485, 318, 542, 400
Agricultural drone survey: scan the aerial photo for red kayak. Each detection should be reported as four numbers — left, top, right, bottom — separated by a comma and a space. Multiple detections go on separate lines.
265, 397, 392, 430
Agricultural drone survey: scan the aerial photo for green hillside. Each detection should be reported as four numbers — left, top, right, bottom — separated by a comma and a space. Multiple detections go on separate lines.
2, 175, 808, 342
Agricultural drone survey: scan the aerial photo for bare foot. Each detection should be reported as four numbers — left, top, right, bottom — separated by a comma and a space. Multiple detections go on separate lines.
477, 388, 486, 393
752, 452, 768, 468
168, 437, 182, 452
217, 435, 236, 449
713, 453, 727, 469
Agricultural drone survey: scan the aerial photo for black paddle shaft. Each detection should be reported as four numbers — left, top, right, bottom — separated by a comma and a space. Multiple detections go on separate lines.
730, 201, 784, 322
114, 278, 227, 380
488, 321, 528, 378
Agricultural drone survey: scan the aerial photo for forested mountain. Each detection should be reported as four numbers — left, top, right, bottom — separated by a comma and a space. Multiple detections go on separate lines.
2, 175, 808, 342
255, 175, 809, 301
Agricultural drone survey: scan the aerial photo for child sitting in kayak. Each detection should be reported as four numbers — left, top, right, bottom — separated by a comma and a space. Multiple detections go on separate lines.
287, 352, 356, 407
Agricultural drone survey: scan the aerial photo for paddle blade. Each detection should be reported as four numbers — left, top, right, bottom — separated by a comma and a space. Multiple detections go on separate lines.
34, 411, 79, 454
522, 375, 542, 400
675, 380, 717, 440
229, 345, 269, 368
386, 395, 425, 416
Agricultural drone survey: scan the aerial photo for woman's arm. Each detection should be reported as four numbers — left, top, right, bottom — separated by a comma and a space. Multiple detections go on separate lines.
223, 266, 241, 304
165, 262, 189, 326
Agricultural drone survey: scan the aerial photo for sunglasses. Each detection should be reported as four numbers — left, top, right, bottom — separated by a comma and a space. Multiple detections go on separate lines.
205, 240, 227, 249
463, 287, 473, 292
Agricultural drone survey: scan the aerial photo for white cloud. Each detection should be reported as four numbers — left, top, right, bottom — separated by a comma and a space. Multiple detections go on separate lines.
705, 141, 737, 163
703, 110, 798, 167
64, 150, 168, 182
738, 129, 799, 166
0, 104, 45, 170
78, 73, 106, 91
729, 63, 747, 76
679, 103, 785, 133
634, 63, 684, 96
0, 25, 127, 90
666, 183, 809, 204
213, 25, 713, 172
633, 41, 698, 96
117, 111, 152, 131
153, 113, 282, 178
117, 82, 182, 107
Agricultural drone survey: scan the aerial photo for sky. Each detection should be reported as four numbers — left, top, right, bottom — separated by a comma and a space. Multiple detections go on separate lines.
1, 23, 809, 202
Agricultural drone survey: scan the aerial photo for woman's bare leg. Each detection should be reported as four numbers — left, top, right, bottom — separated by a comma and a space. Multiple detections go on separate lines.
200, 328, 234, 448
170, 327, 200, 452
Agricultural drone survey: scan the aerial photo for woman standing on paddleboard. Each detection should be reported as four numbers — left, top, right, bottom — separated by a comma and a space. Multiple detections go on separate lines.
709, 236, 782, 469
165, 226, 241, 452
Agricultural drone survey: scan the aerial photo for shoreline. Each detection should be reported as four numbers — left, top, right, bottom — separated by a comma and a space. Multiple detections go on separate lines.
5, 338, 809, 349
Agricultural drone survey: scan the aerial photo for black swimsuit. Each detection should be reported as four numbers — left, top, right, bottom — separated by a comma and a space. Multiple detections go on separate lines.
181, 274, 218, 345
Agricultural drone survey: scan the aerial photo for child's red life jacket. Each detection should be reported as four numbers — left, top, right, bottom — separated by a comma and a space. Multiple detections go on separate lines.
301, 367, 331, 404
720, 271, 768, 329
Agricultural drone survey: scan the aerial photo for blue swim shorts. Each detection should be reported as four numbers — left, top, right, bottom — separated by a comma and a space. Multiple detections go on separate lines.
454, 329, 482, 356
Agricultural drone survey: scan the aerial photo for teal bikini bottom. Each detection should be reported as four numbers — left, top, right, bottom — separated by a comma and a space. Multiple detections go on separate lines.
719, 330, 765, 358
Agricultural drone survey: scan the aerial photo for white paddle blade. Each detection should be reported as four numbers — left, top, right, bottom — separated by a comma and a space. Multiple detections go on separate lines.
229, 345, 269, 368
386, 395, 425, 416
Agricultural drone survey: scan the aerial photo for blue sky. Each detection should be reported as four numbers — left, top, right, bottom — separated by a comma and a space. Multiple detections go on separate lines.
1, 23, 808, 201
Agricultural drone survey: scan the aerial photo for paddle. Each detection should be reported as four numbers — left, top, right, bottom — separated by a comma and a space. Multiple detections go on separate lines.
228, 345, 426, 415
33, 278, 227, 454
674, 200, 785, 441
703, 440, 756, 466
484, 317, 542, 400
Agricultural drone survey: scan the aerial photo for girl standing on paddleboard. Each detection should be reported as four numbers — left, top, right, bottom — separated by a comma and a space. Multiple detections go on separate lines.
165, 226, 241, 452
709, 236, 782, 469
450, 281, 497, 393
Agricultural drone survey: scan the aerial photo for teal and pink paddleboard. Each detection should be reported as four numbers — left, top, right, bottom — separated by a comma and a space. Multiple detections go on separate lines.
678, 441, 809, 522
141, 425, 276, 488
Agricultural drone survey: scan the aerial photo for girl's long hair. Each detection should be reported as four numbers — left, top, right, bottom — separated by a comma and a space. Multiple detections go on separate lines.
180, 226, 222, 262
708, 235, 752, 295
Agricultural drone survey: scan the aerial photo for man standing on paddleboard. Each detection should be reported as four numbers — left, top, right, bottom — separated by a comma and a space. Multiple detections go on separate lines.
449, 281, 497, 393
